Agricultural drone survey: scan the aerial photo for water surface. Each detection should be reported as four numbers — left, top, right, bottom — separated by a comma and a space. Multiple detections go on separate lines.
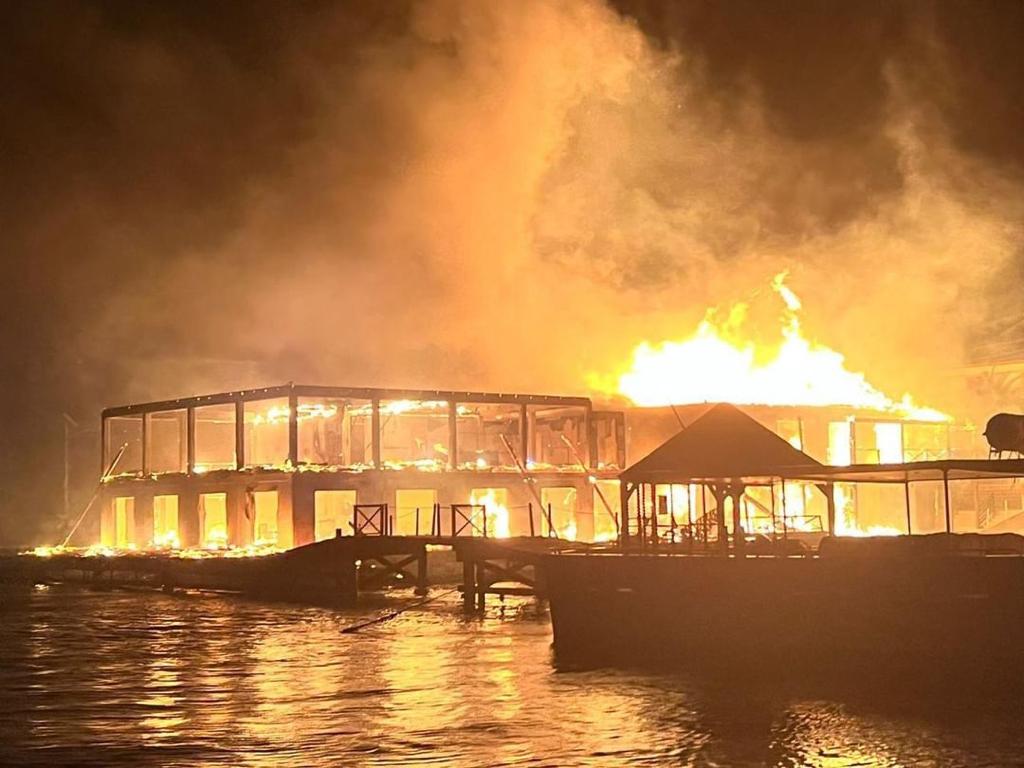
2, 584, 1022, 766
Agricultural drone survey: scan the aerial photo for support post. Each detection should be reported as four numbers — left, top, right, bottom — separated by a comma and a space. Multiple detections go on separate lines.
186, 406, 196, 474
235, 399, 245, 470
825, 482, 836, 535
287, 389, 299, 468
713, 485, 728, 554
415, 547, 428, 596
476, 561, 486, 610
904, 480, 913, 534
371, 399, 381, 469
520, 403, 529, 469
141, 412, 149, 475
730, 487, 744, 554
448, 400, 457, 470
619, 482, 631, 546
943, 470, 952, 533
462, 557, 476, 610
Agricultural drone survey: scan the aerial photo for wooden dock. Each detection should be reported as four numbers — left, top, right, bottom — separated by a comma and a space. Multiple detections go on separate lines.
7, 534, 596, 609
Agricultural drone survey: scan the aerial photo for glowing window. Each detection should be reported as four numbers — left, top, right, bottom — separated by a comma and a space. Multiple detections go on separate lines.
199, 492, 228, 548
113, 496, 135, 548
251, 490, 279, 545
152, 495, 179, 548
540, 487, 577, 540
470, 488, 510, 538
194, 404, 236, 472
314, 490, 357, 541
592, 480, 621, 542
394, 489, 436, 536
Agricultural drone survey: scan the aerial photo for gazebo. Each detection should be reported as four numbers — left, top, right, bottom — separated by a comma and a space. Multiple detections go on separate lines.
619, 403, 830, 551
619, 402, 1024, 552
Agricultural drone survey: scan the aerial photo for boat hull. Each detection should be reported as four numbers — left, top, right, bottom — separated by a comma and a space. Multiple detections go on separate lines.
545, 550, 1024, 675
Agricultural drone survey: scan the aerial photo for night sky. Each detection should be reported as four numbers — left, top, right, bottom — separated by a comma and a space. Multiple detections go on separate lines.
2, 0, 1023, 544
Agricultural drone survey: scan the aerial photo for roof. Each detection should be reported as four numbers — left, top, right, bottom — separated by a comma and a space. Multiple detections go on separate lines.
786, 459, 1024, 484
619, 402, 824, 484
102, 383, 593, 417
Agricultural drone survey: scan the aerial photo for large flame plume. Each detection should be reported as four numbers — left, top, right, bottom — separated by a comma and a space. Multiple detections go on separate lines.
594, 272, 948, 421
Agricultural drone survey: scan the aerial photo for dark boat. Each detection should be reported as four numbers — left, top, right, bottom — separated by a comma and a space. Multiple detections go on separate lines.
546, 403, 1024, 676
545, 533, 1024, 674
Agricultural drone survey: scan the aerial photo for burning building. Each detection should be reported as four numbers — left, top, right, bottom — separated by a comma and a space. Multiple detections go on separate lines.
96, 384, 626, 550
90, 274, 1024, 552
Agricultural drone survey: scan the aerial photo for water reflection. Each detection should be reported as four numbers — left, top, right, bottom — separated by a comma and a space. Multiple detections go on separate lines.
3, 585, 1024, 767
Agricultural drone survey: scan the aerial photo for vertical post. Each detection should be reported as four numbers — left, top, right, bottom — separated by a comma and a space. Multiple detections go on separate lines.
63, 414, 75, 522
462, 556, 475, 610
100, 415, 108, 476
416, 547, 428, 596
586, 407, 597, 470
731, 487, 744, 554
582, 404, 592, 469
234, 399, 245, 470
714, 485, 728, 554
448, 400, 457, 470
943, 470, 952, 533
619, 483, 630, 545
287, 388, 299, 468
186, 406, 196, 474
904, 479, 913, 534
780, 478, 788, 538
476, 560, 486, 610
371, 399, 381, 469
520, 403, 529, 468
769, 480, 777, 541
141, 412, 149, 475
825, 482, 836, 535
528, 502, 536, 537
415, 507, 420, 536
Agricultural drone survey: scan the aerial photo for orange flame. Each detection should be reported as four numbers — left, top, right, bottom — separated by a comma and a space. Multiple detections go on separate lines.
595, 272, 948, 421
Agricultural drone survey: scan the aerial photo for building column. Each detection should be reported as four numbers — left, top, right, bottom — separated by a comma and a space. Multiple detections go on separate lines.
730, 486, 745, 554
713, 485, 728, 554
178, 489, 200, 548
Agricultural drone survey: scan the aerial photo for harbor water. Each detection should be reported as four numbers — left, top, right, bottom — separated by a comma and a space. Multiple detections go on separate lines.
2, 584, 1023, 767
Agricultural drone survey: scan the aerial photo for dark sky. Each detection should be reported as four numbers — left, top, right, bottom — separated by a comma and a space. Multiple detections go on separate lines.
2, 0, 1023, 544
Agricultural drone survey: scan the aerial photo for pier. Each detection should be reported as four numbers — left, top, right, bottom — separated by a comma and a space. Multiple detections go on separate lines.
12, 502, 595, 609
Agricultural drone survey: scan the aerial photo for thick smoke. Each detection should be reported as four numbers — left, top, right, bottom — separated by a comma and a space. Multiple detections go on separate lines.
2, 0, 1023, 543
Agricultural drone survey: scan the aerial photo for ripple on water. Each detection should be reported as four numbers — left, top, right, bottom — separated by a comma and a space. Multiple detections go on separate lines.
2, 585, 1024, 767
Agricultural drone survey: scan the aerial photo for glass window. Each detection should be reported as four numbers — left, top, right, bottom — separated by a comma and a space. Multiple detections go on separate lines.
379, 400, 449, 471
251, 490, 279, 545
394, 489, 436, 536
592, 480, 621, 542
152, 495, 179, 548
827, 421, 852, 466
199, 492, 228, 548
541, 487, 577, 539
244, 398, 290, 468
194, 404, 236, 472
314, 490, 357, 541
469, 488, 510, 538
529, 406, 587, 470
592, 413, 623, 469
298, 398, 365, 466
113, 496, 135, 548
455, 403, 522, 470
105, 416, 143, 475
146, 410, 187, 474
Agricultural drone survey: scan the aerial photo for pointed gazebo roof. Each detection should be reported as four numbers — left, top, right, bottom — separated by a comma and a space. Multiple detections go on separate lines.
619, 402, 824, 485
